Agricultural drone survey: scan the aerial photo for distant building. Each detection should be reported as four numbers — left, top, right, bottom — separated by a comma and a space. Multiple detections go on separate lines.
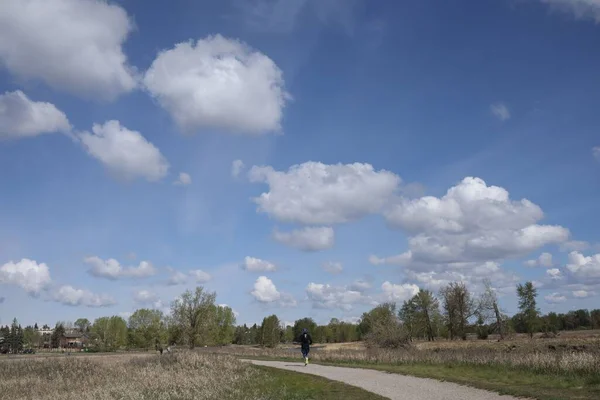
60, 332, 88, 349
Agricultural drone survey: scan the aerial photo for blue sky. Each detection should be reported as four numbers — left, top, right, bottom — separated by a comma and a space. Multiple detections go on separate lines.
1, 0, 600, 327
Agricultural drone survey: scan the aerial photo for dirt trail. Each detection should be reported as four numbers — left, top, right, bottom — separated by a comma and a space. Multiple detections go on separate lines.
246, 359, 520, 400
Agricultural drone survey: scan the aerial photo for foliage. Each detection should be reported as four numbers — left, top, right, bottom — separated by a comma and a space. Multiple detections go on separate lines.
170, 286, 217, 348
440, 282, 476, 340
128, 309, 166, 350
91, 316, 127, 350
516, 281, 539, 338
259, 314, 281, 348
292, 317, 317, 340
51, 323, 65, 349
74, 318, 91, 333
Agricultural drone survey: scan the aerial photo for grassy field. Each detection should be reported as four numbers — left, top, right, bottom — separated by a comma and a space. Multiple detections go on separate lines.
0, 351, 383, 400
211, 336, 600, 400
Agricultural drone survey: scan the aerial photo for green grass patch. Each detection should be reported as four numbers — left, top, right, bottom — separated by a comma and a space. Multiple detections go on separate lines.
238, 355, 600, 400
252, 365, 386, 400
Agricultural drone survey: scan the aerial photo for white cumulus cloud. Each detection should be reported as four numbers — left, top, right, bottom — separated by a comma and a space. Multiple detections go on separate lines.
380, 177, 569, 266
85, 256, 157, 280
545, 292, 567, 303
0, 0, 137, 100
189, 269, 211, 283
565, 251, 600, 282
242, 256, 277, 272
166, 268, 211, 285
380, 282, 420, 303
273, 226, 334, 251
143, 34, 288, 134
133, 290, 158, 304
249, 161, 401, 225
490, 102, 510, 121
0, 259, 52, 295
78, 120, 169, 182
0, 91, 71, 139
593, 146, 600, 161
251, 276, 296, 306
573, 290, 590, 298
305, 283, 375, 311
525, 252, 554, 267
54, 285, 115, 307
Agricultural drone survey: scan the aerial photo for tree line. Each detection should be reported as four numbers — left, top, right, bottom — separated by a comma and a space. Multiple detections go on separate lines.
2, 281, 600, 353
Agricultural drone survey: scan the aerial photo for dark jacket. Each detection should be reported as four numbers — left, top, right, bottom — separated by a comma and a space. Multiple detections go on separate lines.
297, 332, 313, 348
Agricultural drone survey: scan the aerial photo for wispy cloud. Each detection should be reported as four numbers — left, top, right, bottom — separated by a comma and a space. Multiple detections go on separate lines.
490, 102, 510, 121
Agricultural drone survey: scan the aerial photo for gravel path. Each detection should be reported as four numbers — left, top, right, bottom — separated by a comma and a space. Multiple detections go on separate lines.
246, 360, 520, 400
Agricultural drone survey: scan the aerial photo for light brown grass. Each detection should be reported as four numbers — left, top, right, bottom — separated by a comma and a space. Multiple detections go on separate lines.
0, 352, 284, 400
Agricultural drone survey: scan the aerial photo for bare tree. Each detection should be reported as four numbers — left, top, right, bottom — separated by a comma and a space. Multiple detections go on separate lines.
440, 282, 476, 340
170, 286, 217, 349
478, 279, 504, 340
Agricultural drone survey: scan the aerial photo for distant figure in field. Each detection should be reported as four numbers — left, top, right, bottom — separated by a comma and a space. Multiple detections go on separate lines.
297, 328, 313, 366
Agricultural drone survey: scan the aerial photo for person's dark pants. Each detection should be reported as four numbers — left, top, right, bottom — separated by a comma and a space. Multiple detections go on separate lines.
301, 346, 310, 358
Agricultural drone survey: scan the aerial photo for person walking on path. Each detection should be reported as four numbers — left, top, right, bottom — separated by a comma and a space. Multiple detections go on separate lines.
297, 328, 313, 366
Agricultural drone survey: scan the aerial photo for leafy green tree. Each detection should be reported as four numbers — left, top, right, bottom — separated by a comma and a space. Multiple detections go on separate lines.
128, 309, 166, 350
284, 325, 294, 343
412, 289, 440, 341
91, 316, 128, 350
74, 318, 91, 333
51, 323, 65, 349
170, 286, 217, 348
292, 318, 318, 340
8, 319, 24, 353
516, 281, 539, 339
259, 315, 281, 348
213, 305, 236, 345
23, 326, 40, 349
399, 299, 418, 341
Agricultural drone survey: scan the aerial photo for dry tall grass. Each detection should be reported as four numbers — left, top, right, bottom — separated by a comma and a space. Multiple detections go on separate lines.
214, 338, 600, 380
0, 352, 285, 400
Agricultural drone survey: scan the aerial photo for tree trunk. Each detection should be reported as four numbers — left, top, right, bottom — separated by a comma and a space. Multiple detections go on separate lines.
493, 303, 504, 340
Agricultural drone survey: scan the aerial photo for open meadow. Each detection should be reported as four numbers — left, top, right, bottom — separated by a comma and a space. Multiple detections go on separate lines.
210, 333, 600, 400
0, 351, 384, 400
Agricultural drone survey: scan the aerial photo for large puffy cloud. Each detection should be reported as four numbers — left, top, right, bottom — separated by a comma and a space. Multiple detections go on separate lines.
565, 251, 600, 281
85, 256, 157, 280
249, 162, 401, 225
0, 0, 137, 100
143, 34, 288, 134
0, 259, 52, 295
379, 177, 569, 265
305, 283, 375, 311
380, 282, 420, 303
0, 91, 71, 139
540, 0, 600, 23
273, 226, 334, 251
54, 285, 115, 307
251, 276, 296, 306
242, 256, 277, 272
524, 252, 554, 268
78, 120, 169, 182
